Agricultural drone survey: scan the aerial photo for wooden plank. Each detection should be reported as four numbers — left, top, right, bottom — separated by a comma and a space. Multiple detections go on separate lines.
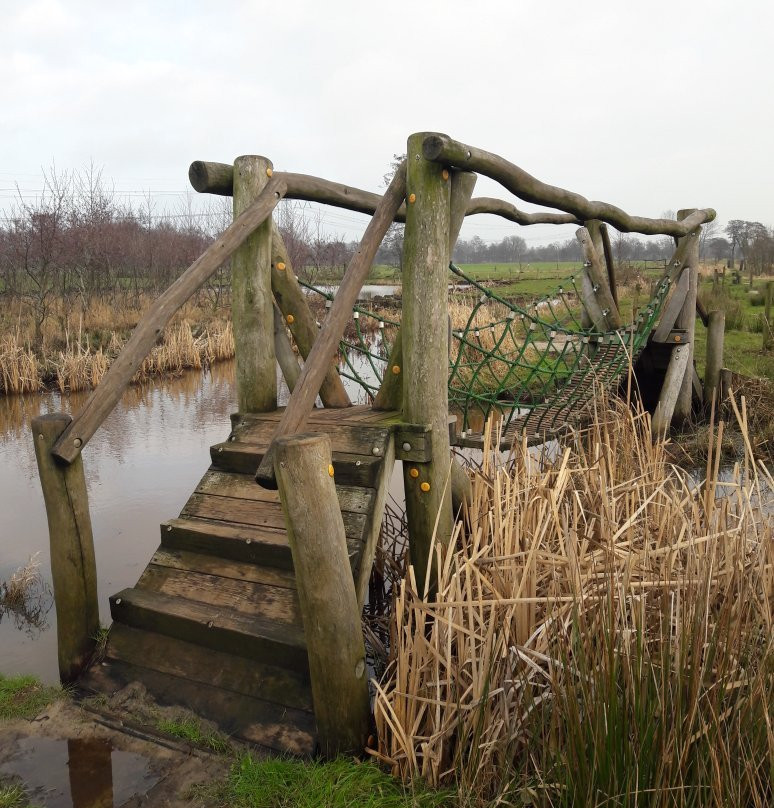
107, 623, 313, 711
211, 442, 383, 487
233, 420, 390, 457
161, 518, 293, 570
86, 654, 315, 755
652, 343, 691, 437
137, 565, 302, 626
181, 493, 367, 539
109, 587, 309, 672
195, 470, 375, 515
149, 547, 296, 589
653, 267, 689, 342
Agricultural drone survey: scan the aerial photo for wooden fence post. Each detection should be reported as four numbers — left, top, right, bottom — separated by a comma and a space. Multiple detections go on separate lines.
32, 413, 99, 682
402, 132, 453, 591
274, 433, 370, 757
763, 280, 773, 350
704, 310, 725, 404
673, 208, 700, 424
233, 155, 276, 413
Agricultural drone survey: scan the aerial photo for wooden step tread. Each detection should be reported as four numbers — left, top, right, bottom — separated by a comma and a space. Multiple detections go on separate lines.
231, 420, 391, 456
137, 560, 303, 624
110, 587, 308, 673
106, 624, 312, 711
83, 654, 316, 756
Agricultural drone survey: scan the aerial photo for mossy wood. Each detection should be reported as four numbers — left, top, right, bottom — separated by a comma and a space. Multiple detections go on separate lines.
32, 413, 99, 682
674, 209, 701, 423
274, 433, 370, 758
704, 310, 725, 403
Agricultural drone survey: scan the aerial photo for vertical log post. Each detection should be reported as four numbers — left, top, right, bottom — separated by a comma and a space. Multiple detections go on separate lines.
704, 310, 725, 404
599, 222, 619, 308
673, 209, 701, 424
232, 156, 276, 413
273, 303, 302, 394
31, 414, 99, 683
273, 433, 370, 757
402, 132, 453, 591
763, 280, 773, 350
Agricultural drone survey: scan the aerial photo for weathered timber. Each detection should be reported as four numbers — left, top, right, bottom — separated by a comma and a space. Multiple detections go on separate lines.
52, 176, 287, 463
673, 209, 701, 424
653, 267, 690, 342
421, 133, 716, 236
579, 268, 609, 332
576, 226, 622, 329
695, 294, 710, 327
274, 303, 301, 393
372, 329, 403, 411
255, 162, 407, 488
704, 310, 725, 403
191, 161, 583, 228
270, 223, 350, 407
31, 414, 99, 682
402, 132, 453, 591
763, 281, 773, 350
652, 344, 691, 437
599, 223, 619, 308
233, 155, 276, 412
274, 433, 370, 757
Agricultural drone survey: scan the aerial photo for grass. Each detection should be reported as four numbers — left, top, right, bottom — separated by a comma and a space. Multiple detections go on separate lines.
0, 784, 29, 808
374, 394, 773, 806
212, 755, 454, 808
155, 716, 231, 754
0, 674, 62, 721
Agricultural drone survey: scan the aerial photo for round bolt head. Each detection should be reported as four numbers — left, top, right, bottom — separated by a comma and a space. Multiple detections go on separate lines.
372, 447, 381, 456
286, 314, 295, 324
277, 261, 286, 271
266, 167, 273, 177
420, 481, 431, 492
409, 468, 419, 478
328, 464, 335, 477
73, 438, 82, 448
402, 442, 412, 452
408, 193, 416, 204
115, 597, 122, 605
391, 364, 401, 375
441, 169, 450, 181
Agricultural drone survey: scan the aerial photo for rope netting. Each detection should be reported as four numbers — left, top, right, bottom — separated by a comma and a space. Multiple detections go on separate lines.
299, 263, 672, 438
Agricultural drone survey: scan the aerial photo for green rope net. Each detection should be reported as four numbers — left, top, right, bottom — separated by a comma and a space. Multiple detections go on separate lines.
299, 262, 671, 439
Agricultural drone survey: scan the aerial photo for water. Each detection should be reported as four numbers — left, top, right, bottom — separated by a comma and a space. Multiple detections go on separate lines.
0, 363, 239, 682
0, 737, 157, 808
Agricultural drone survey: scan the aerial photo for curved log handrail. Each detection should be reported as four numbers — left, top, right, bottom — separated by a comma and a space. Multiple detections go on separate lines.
421, 133, 716, 236
190, 161, 586, 228
51, 176, 288, 464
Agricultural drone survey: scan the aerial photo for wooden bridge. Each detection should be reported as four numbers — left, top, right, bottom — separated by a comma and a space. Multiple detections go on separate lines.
32, 133, 719, 756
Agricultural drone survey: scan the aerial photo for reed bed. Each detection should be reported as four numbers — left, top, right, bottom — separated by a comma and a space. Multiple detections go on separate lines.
0, 332, 41, 394
373, 395, 773, 807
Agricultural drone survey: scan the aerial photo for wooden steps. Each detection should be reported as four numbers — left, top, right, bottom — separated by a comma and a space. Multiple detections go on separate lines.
82, 405, 398, 756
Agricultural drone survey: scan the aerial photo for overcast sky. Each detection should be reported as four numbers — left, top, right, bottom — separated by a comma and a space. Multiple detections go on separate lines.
2, 0, 772, 246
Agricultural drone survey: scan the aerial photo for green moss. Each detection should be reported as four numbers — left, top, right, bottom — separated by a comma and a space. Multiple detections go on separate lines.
0, 674, 62, 721
226, 756, 454, 808
156, 716, 231, 754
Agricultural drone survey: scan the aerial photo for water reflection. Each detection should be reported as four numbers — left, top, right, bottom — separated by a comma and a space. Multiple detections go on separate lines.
0, 736, 158, 808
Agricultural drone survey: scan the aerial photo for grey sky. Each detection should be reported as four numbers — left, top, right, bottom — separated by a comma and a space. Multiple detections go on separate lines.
2, 0, 772, 246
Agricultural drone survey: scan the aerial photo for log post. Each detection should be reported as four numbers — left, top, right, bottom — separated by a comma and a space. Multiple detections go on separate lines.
763, 280, 773, 350
599, 222, 619, 308
273, 303, 301, 394
651, 344, 691, 438
401, 132, 453, 591
271, 223, 350, 407
32, 414, 99, 683
673, 209, 701, 424
704, 310, 725, 404
232, 156, 276, 413
577, 224, 622, 330
273, 433, 370, 757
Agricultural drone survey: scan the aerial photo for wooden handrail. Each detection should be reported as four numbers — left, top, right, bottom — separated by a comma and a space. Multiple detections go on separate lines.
51, 176, 288, 464
254, 162, 408, 489
421, 133, 716, 237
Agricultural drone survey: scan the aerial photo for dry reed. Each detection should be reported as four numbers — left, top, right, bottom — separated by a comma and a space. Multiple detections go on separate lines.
373, 394, 773, 807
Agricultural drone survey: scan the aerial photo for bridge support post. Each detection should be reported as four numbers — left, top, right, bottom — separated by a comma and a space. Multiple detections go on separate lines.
233, 155, 276, 412
673, 209, 701, 424
31, 413, 99, 683
401, 132, 453, 591
704, 310, 725, 404
274, 433, 370, 757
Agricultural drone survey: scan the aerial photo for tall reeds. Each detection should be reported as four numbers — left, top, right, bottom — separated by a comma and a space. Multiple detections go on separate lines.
373, 395, 773, 807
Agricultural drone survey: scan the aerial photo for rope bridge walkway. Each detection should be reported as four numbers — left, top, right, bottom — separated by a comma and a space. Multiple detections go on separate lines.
303, 262, 672, 446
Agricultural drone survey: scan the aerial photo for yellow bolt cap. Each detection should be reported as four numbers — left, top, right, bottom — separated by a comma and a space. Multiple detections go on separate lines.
266, 167, 273, 177
328, 464, 334, 477
408, 193, 416, 204
442, 169, 450, 181
420, 482, 431, 492
409, 468, 419, 478
391, 365, 401, 375
286, 314, 295, 324
277, 261, 286, 271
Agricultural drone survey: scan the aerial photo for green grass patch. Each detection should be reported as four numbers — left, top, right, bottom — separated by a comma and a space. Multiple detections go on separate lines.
225, 756, 453, 808
156, 716, 231, 754
0, 674, 61, 721
0, 784, 30, 808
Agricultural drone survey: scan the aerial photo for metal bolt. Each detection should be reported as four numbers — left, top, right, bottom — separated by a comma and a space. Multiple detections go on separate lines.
166, 525, 172, 532
402, 442, 411, 452
355, 460, 361, 466
246, 538, 252, 544
217, 447, 223, 452
115, 597, 122, 605
372, 446, 381, 456
73, 438, 82, 448
207, 620, 213, 628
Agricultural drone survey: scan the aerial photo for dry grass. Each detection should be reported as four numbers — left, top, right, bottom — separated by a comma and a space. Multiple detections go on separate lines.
0, 553, 53, 633
0, 293, 235, 394
373, 394, 773, 807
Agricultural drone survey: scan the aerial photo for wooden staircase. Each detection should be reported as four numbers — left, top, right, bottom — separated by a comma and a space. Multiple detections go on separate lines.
82, 406, 398, 756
